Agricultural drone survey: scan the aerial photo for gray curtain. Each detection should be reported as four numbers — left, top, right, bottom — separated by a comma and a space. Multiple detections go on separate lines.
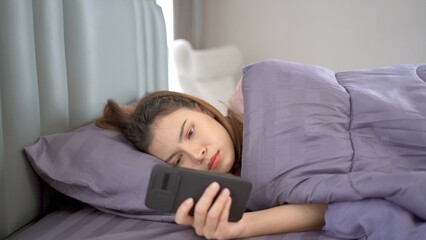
0, 0, 167, 238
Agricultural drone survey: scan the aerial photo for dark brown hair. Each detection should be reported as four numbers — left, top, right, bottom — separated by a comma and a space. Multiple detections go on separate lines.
96, 91, 243, 174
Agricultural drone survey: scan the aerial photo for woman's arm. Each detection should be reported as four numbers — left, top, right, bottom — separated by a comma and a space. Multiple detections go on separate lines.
240, 203, 327, 238
175, 182, 327, 239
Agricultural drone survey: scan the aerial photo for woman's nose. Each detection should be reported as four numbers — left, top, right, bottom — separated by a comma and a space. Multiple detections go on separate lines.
188, 145, 207, 164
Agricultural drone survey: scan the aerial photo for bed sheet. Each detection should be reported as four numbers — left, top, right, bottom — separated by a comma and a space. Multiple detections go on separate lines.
7, 203, 345, 240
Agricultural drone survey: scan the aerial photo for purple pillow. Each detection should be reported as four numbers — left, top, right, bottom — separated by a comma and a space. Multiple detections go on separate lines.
24, 123, 174, 222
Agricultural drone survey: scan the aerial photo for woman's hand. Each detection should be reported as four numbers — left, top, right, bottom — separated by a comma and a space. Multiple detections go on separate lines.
175, 182, 245, 239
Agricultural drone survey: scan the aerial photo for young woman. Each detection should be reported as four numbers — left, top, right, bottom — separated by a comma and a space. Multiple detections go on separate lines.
96, 91, 327, 239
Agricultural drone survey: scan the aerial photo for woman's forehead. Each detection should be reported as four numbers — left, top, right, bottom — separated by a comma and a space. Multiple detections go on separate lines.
156, 108, 200, 124
150, 109, 191, 136
148, 109, 193, 158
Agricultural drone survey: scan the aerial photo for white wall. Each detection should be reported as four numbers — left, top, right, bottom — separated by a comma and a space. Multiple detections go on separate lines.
201, 0, 426, 71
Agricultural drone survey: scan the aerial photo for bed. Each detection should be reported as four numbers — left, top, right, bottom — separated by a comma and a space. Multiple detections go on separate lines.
2, 1, 424, 240
1, 1, 338, 239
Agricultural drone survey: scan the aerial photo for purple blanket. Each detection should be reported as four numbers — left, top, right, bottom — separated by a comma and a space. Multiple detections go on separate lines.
241, 60, 426, 239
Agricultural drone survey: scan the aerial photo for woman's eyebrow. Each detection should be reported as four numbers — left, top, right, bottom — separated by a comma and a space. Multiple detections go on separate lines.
178, 119, 187, 143
164, 118, 187, 163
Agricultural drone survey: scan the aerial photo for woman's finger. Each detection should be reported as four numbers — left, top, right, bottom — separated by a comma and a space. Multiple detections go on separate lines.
204, 188, 231, 236
175, 198, 194, 225
220, 194, 232, 222
192, 182, 221, 231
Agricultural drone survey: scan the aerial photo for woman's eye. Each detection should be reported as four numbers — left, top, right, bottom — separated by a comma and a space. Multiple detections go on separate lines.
174, 155, 183, 166
187, 126, 194, 139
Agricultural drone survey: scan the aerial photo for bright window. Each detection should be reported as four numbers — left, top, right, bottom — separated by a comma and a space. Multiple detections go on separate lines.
156, 0, 180, 91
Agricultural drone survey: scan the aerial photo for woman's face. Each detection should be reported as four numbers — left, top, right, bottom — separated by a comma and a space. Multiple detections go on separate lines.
148, 108, 235, 174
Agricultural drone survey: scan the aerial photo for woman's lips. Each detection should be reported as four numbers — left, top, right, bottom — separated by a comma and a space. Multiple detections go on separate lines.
208, 151, 220, 170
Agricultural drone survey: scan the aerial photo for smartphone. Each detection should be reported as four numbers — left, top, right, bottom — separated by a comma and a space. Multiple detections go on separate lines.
145, 164, 252, 222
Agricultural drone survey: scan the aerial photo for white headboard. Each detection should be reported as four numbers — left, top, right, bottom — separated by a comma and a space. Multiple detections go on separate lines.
0, 0, 167, 238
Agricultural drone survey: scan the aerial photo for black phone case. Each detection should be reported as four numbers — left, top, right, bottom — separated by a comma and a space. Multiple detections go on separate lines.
145, 164, 252, 222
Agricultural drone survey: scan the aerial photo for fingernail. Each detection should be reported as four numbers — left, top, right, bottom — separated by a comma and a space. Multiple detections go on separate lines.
222, 188, 230, 197
184, 198, 193, 205
210, 182, 219, 190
